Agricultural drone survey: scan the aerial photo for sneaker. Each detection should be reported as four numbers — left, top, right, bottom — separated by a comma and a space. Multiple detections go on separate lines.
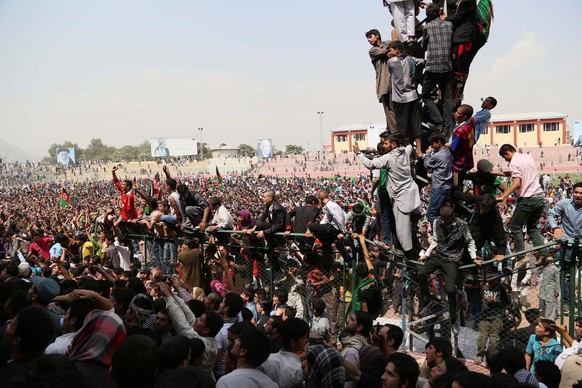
376, 241, 392, 250
474, 355, 483, 365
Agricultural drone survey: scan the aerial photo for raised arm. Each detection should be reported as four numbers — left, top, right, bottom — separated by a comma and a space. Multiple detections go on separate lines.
94, 264, 116, 285
70, 289, 114, 311
112, 166, 122, 192
218, 245, 235, 292
134, 187, 149, 202
162, 165, 171, 180
357, 233, 374, 271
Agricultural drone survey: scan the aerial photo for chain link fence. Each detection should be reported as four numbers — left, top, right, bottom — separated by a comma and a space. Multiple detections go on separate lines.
118, 220, 580, 359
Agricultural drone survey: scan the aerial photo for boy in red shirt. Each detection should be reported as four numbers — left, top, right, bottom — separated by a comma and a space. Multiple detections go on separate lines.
112, 166, 137, 220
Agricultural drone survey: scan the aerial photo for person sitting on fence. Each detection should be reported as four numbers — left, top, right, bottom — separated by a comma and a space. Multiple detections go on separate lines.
306, 191, 351, 263
177, 183, 210, 236
245, 190, 287, 273
206, 197, 234, 245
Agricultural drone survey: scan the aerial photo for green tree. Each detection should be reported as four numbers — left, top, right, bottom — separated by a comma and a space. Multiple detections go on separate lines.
137, 141, 153, 161
112, 145, 141, 161
285, 144, 304, 155
198, 143, 213, 159
238, 144, 255, 157
83, 138, 109, 161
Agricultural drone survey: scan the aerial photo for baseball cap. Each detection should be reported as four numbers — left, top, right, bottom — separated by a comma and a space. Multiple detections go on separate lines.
31, 277, 60, 304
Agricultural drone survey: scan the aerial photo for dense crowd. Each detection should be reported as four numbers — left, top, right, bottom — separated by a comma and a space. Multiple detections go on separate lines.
0, 143, 580, 388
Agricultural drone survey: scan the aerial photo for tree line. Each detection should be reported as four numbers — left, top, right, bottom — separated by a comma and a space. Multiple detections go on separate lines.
44, 139, 304, 164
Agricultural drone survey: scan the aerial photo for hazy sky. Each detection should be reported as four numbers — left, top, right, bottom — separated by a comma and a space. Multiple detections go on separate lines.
0, 1, 580, 158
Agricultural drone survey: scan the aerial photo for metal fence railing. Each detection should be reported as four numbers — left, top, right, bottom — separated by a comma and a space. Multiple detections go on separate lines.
117, 221, 580, 358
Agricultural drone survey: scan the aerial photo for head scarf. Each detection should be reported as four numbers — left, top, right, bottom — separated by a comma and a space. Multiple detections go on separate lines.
192, 287, 205, 300
68, 309, 126, 366
210, 280, 227, 297
307, 345, 345, 388
359, 345, 386, 379
237, 209, 253, 229
129, 293, 154, 326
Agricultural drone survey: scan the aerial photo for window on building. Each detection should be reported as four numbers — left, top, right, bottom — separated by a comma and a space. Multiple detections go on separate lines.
336, 135, 347, 142
495, 125, 511, 134
481, 126, 489, 135
353, 133, 366, 142
518, 124, 534, 133
543, 122, 559, 131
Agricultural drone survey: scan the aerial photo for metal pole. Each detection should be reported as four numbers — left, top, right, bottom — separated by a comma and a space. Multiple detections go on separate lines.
568, 239, 579, 336
401, 259, 409, 350
198, 127, 204, 161
317, 112, 324, 152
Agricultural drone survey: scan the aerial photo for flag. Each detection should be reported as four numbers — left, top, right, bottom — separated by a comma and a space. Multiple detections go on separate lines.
216, 166, 222, 182
477, 0, 494, 41
147, 180, 154, 197
60, 188, 70, 207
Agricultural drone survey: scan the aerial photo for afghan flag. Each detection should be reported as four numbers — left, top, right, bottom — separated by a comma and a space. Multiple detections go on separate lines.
477, 0, 494, 41
60, 188, 70, 207
216, 166, 222, 182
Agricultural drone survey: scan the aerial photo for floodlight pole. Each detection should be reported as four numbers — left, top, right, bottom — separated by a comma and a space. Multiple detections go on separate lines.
317, 111, 324, 153
198, 127, 204, 160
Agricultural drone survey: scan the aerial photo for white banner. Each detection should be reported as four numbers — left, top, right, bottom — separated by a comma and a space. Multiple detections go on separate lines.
150, 137, 198, 157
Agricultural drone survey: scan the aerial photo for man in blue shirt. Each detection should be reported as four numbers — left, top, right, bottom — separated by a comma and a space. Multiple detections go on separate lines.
548, 182, 582, 241
422, 133, 453, 224
548, 181, 582, 309
473, 96, 497, 142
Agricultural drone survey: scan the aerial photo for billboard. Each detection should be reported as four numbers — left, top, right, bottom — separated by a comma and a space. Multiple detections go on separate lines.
150, 137, 198, 157
56, 147, 76, 166
366, 123, 386, 149
574, 121, 582, 147
257, 139, 273, 158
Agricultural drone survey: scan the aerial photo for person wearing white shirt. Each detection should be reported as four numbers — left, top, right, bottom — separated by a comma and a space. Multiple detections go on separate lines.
207, 197, 234, 244
553, 319, 582, 378
45, 299, 97, 355
259, 317, 309, 388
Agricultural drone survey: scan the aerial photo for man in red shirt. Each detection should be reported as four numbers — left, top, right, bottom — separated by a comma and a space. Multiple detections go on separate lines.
112, 166, 137, 220
28, 231, 52, 261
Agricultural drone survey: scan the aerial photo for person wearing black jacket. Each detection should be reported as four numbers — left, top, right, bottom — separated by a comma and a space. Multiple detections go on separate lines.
246, 190, 287, 273
454, 191, 506, 262
177, 183, 210, 236
284, 194, 320, 253
434, 0, 479, 105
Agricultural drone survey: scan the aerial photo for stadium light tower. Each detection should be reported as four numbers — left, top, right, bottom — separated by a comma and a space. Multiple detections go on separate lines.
198, 127, 204, 160
317, 111, 324, 152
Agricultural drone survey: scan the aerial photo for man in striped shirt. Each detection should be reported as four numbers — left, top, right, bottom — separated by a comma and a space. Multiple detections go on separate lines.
422, 3, 453, 138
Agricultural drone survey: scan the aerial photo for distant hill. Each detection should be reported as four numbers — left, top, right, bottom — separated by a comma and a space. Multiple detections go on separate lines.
0, 138, 42, 162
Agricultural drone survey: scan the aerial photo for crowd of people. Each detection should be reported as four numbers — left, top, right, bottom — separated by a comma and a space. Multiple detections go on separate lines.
0, 143, 580, 387
1, 1, 582, 388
